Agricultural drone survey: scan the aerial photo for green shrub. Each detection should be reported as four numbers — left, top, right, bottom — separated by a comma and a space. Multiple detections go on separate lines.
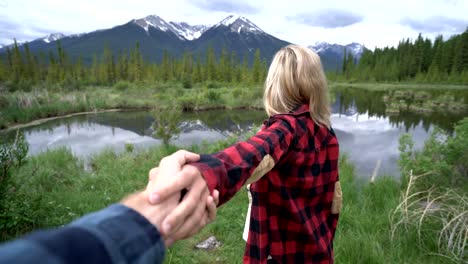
182, 78, 193, 89
124, 143, 134, 153
399, 118, 468, 191
114, 81, 131, 91
206, 81, 220, 89
178, 95, 197, 111
206, 90, 221, 103
0, 130, 28, 197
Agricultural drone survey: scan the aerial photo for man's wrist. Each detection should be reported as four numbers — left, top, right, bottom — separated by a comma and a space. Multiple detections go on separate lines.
121, 191, 163, 232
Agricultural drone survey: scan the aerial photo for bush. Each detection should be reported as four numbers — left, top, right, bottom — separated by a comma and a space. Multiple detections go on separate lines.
182, 78, 193, 89
124, 143, 134, 153
178, 96, 197, 111
114, 81, 131, 91
0, 130, 28, 197
206, 81, 220, 89
395, 118, 468, 263
399, 118, 468, 190
206, 90, 221, 103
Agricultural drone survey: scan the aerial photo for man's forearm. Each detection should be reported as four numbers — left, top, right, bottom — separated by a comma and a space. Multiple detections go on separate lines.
0, 204, 166, 264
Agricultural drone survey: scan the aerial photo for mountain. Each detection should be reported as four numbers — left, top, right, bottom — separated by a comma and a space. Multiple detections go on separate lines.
0, 14, 289, 64
42, 33, 66, 43
133, 15, 209, 41
191, 15, 289, 62
169, 22, 209, 41
309, 42, 366, 72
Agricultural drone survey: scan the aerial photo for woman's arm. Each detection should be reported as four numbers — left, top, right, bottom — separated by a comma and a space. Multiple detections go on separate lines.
193, 114, 297, 205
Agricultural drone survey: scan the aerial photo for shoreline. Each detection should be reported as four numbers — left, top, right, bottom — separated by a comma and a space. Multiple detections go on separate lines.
329, 82, 468, 90
1, 105, 264, 131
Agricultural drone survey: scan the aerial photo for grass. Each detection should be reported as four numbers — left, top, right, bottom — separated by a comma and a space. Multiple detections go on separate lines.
0, 83, 264, 130
0, 142, 459, 263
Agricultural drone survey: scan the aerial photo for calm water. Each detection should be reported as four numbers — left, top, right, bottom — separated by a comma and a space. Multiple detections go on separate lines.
3, 88, 467, 179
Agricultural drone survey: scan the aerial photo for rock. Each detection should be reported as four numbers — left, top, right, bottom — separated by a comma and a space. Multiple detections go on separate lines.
195, 236, 222, 250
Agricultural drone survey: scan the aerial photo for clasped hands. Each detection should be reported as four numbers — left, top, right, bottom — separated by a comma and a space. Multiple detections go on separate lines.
122, 150, 218, 247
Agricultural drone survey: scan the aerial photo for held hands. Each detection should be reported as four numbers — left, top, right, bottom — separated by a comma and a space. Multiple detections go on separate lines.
145, 150, 219, 246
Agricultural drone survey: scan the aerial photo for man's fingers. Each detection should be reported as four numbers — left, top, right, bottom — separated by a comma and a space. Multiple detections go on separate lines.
179, 150, 200, 164
148, 167, 159, 181
148, 172, 194, 204
149, 165, 202, 204
170, 196, 207, 241
161, 179, 207, 235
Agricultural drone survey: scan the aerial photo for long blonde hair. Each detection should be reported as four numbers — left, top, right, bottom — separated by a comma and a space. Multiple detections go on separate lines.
263, 45, 331, 128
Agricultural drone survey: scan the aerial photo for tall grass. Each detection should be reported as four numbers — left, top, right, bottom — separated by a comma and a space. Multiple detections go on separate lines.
391, 170, 467, 263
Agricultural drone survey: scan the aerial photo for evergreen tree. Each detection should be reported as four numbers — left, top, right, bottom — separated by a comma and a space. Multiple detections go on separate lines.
252, 49, 262, 83
206, 45, 217, 81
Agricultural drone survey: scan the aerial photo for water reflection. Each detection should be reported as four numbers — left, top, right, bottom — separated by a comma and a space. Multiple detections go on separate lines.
3, 87, 466, 179
9, 110, 266, 159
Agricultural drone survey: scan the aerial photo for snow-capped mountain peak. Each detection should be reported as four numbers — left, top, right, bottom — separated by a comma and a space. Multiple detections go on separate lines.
309, 42, 365, 59
133, 15, 208, 41
346, 42, 365, 57
215, 15, 263, 34
43, 33, 65, 43
169, 21, 209, 41
134, 15, 173, 33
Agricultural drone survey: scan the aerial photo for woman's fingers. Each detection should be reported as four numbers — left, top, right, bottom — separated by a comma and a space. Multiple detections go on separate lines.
213, 190, 220, 205
207, 190, 219, 222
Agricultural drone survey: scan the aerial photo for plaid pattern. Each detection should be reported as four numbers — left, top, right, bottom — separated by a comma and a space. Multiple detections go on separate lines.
192, 104, 340, 263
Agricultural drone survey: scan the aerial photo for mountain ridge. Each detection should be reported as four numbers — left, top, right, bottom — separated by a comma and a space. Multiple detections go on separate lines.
0, 14, 364, 71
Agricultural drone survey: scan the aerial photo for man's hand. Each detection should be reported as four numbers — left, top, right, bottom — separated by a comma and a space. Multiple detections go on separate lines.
147, 164, 217, 245
121, 191, 172, 232
144, 150, 219, 245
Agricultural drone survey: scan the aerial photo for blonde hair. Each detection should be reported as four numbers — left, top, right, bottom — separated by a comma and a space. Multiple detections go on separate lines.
263, 45, 331, 128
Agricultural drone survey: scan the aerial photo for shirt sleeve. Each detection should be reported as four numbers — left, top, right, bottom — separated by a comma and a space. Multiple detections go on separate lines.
191, 114, 297, 205
0, 204, 166, 264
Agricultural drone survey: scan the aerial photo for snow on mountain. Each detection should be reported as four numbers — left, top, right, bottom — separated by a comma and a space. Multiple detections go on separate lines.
43, 33, 65, 43
169, 22, 209, 41
309, 42, 365, 59
133, 14, 265, 40
133, 15, 209, 41
214, 15, 264, 34
134, 15, 173, 33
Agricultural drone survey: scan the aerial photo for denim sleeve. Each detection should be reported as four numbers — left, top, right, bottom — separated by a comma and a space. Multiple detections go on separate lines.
0, 204, 165, 264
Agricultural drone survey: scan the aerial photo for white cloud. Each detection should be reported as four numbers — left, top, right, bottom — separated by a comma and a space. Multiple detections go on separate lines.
0, 0, 467, 49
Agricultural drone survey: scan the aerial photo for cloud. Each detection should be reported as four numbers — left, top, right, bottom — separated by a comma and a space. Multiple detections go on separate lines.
0, 15, 53, 43
289, 9, 363, 28
191, 0, 258, 14
401, 16, 467, 33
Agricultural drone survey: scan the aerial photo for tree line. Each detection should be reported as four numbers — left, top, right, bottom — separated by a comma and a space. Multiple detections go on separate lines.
339, 29, 468, 83
0, 41, 268, 91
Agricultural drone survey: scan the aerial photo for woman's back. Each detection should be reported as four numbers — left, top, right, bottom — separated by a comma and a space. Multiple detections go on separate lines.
244, 104, 340, 263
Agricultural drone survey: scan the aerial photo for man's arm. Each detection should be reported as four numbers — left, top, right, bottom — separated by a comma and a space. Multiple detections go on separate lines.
0, 151, 217, 264
0, 202, 165, 264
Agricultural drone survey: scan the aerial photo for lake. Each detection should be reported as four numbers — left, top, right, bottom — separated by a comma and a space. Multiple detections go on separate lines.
4, 87, 467, 179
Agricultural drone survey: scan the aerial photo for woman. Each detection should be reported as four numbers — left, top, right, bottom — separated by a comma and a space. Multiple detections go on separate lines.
149, 45, 342, 263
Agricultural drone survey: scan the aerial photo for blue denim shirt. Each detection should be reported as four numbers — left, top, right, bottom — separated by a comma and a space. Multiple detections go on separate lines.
0, 204, 165, 263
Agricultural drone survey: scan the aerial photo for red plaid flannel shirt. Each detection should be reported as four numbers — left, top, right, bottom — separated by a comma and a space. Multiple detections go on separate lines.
192, 104, 340, 263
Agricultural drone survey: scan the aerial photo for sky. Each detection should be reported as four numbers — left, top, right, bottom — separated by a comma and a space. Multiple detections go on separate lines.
0, 0, 467, 49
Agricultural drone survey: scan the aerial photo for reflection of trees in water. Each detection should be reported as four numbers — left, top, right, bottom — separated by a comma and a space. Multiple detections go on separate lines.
183, 110, 266, 132
152, 110, 181, 145
332, 87, 467, 133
